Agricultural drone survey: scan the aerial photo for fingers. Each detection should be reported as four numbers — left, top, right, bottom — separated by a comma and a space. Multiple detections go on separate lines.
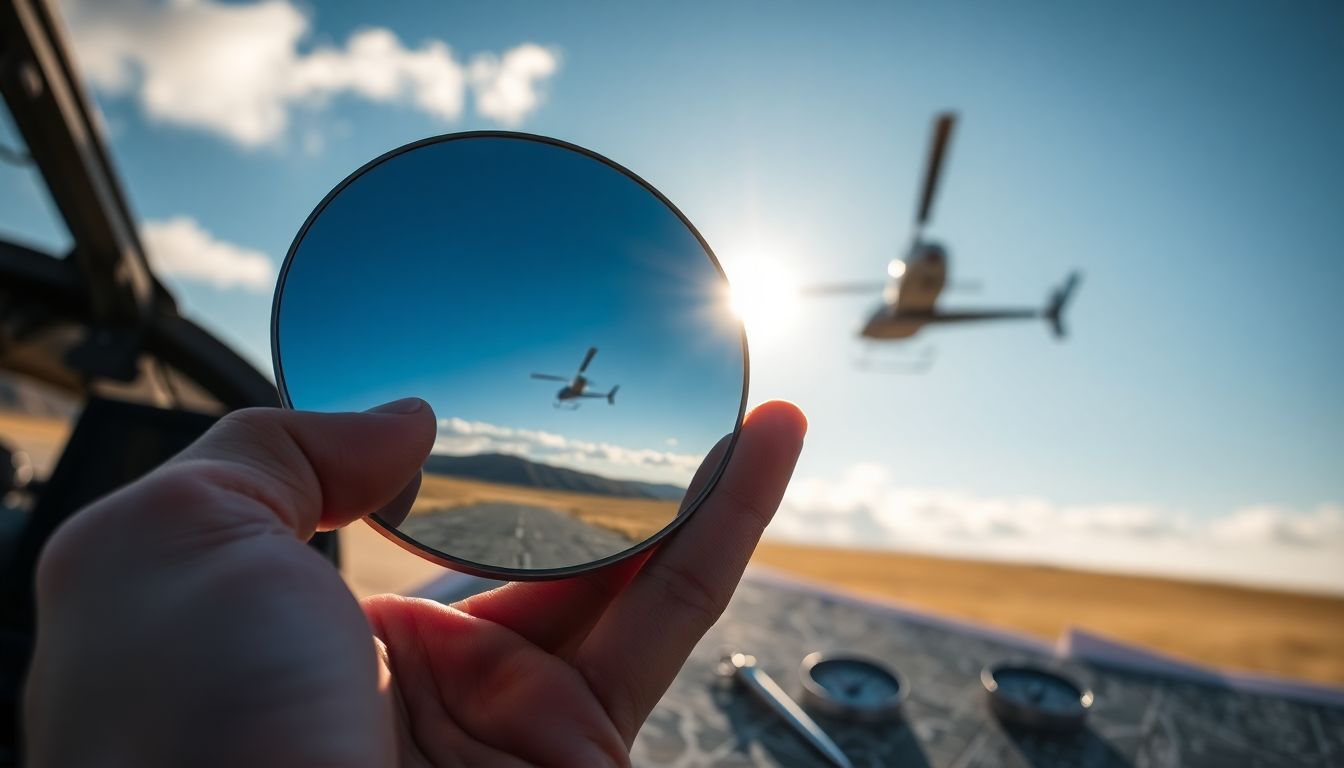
166, 398, 437, 539
373, 471, 423, 528
454, 434, 732, 656
454, 554, 646, 657
574, 400, 806, 743
364, 595, 627, 767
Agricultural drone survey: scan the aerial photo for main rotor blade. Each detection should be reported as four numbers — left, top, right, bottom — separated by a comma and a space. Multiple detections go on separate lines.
578, 346, 598, 373
915, 112, 957, 229
531, 373, 568, 381
801, 281, 887, 296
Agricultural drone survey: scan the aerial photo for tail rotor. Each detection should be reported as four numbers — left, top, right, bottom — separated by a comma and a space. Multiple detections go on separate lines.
1045, 272, 1082, 339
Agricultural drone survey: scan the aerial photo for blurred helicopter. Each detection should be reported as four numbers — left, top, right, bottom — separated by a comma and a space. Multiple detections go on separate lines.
530, 347, 620, 409
806, 112, 1081, 356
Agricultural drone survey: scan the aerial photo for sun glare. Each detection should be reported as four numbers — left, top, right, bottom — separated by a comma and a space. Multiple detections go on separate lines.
725, 252, 798, 345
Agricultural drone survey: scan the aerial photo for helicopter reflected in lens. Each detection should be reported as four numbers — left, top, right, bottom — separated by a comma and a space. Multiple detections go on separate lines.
273, 133, 746, 578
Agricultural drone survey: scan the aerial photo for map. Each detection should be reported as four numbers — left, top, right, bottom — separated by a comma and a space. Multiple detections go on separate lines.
630, 575, 1344, 767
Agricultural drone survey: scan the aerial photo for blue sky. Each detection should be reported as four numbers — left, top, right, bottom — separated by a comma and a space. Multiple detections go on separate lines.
275, 135, 743, 485
2, 0, 1341, 591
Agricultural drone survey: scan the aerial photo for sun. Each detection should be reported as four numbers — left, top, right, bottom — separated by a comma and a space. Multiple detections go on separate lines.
724, 252, 799, 346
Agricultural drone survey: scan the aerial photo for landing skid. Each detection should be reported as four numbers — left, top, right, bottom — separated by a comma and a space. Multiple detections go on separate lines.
553, 400, 582, 410
852, 344, 937, 374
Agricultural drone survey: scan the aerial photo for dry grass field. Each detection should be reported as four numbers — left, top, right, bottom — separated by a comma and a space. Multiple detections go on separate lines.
343, 523, 1344, 687
5, 410, 1339, 687
752, 541, 1344, 687
0, 410, 72, 475
342, 522, 447, 599
412, 472, 679, 542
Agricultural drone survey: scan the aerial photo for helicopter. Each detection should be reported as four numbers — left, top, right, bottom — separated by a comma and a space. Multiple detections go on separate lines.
530, 347, 620, 409
807, 112, 1081, 355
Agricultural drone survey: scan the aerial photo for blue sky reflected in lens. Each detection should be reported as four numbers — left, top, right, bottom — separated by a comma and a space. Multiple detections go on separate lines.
276, 136, 743, 487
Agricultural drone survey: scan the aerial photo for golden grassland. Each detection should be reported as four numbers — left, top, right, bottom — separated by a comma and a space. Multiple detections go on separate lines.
4, 410, 1339, 687
344, 521, 1344, 687
342, 522, 447, 600
412, 473, 680, 542
751, 541, 1344, 687
0, 410, 72, 475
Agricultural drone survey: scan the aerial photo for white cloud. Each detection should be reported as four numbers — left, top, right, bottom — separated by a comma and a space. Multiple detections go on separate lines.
773, 463, 1344, 594
141, 216, 273, 291
436, 417, 703, 486
288, 27, 468, 123
1209, 504, 1344, 547
468, 44, 561, 125
60, 0, 559, 147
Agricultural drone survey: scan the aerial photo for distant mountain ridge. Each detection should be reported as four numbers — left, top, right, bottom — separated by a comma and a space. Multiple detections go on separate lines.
422, 452, 686, 501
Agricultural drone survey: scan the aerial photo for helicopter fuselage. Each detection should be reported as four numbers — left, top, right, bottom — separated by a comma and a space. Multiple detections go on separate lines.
556, 375, 589, 400
861, 243, 948, 339
813, 112, 1078, 349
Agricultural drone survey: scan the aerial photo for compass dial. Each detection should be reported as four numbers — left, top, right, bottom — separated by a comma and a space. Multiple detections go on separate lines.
800, 653, 907, 722
982, 662, 1094, 731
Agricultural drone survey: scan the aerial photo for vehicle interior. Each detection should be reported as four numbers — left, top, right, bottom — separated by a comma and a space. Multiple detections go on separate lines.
0, 4, 337, 760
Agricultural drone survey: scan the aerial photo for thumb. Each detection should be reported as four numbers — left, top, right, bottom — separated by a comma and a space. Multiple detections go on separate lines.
169, 397, 437, 538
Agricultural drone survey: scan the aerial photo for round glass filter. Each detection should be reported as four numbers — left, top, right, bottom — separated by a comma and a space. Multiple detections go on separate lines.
272, 132, 748, 579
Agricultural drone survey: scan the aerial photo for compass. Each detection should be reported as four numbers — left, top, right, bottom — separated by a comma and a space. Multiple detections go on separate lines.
981, 662, 1093, 731
799, 652, 908, 723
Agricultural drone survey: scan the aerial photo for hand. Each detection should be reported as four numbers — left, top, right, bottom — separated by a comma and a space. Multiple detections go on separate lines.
24, 398, 806, 767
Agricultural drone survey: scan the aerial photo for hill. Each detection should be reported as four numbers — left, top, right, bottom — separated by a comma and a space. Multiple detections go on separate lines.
422, 452, 686, 501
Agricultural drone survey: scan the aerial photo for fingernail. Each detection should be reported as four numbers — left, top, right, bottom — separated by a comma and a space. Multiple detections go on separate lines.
366, 397, 424, 415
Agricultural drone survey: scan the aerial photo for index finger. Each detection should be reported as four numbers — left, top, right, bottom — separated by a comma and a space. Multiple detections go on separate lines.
573, 400, 806, 743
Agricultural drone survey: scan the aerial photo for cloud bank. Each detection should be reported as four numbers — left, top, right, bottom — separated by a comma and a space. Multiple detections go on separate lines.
62, 0, 559, 147
436, 417, 703, 486
773, 463, 1344, 594
141, 216, 273, 291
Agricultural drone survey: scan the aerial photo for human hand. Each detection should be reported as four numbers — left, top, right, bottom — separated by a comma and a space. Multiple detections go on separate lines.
24, 398, 806, 767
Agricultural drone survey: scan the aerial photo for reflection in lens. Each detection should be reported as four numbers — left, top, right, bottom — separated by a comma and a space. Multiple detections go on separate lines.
274, 134, 745, 576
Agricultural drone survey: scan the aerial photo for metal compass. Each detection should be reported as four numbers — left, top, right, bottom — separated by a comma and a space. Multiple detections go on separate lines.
981, 661, 1094, 731
799, 652, 908, 723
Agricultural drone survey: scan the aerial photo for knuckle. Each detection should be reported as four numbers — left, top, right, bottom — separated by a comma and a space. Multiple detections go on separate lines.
719, 484, 776, 531
590, 741, 632, 768
201, 409, 321, 524
34, 465, 224, 595
141, 463, 231, 506
34, 521, 91, 597
217, 406, 274, 429
576, 657, 643, 748
649, 558, 729, 630
213, 407, 287, 450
